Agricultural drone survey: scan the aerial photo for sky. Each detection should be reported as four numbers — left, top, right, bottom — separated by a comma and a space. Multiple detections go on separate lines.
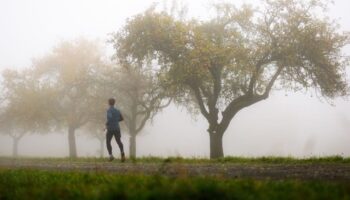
0, 0, 349, 158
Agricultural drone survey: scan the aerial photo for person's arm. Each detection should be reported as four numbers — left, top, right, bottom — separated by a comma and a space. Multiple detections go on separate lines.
119, 112, 124, 122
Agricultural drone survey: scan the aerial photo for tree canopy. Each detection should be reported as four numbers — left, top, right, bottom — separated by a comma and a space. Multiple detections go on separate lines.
0, 69, 52, 156
32, 38, 107, 158
113, 0, 349, 158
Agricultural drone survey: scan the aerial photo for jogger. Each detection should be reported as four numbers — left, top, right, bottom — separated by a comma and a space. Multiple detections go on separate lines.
105, 98, 125, 162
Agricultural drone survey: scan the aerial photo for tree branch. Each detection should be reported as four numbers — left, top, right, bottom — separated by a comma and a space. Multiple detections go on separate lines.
158, 98, 172, 109
208, 65, 222, 109
247, 52, 271, 95
135, 110, 151, 134
219, 94, 267, 134
219, 65, 284, 134
190, 84, 210, 121
9, 131, 26, 140
122, 112, 131, 124
263, 66, 283, 96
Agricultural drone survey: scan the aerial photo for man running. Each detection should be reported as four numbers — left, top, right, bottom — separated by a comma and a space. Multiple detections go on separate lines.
105, 98, 125, 162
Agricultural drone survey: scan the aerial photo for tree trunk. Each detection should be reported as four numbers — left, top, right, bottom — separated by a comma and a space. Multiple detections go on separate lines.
129, 134, 136, 159
99, 138, 104, 158
209, 131, 224, 159
12, 138, 19, 157
68, 125, 77, 158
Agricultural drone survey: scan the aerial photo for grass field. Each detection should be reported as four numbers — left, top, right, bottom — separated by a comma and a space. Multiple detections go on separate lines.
0, 156, 350, 199
0, 169, 350, 200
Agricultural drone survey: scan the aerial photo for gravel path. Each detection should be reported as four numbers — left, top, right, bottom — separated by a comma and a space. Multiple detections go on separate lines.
1, 158, 350, 181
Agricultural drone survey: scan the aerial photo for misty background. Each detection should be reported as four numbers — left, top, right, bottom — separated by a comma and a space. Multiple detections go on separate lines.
0, 0, 349, 158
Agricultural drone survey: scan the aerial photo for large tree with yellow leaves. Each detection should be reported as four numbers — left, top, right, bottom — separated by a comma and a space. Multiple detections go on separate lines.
114, 0, 349, 158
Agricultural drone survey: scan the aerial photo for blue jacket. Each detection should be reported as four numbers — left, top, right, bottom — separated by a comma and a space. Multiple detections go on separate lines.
106, 106, 123, 131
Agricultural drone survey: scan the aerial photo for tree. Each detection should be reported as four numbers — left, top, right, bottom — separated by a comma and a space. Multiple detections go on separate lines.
116, 65, 170, 159
0, 69, 52, 157
33, 38, 106, 158
83, 65, 110, 158
0, 108, 25, 157
91, 64, 170, 159
114, 0, 349, 158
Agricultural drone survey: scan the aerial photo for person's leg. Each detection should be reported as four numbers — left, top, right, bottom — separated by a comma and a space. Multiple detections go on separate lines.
114, 129, 124, 154
114, 129, 125, 162
106, 130, 114, 160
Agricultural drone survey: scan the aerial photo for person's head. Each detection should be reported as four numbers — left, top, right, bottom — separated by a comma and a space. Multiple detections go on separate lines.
108, 98, 115, 106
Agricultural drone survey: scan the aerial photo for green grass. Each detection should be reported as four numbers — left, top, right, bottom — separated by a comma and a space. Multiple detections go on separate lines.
0, 169, 349, 200
2, 155, 350, 164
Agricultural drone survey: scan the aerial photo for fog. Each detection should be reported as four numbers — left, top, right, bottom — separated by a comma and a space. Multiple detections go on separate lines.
0, 0, 349, 158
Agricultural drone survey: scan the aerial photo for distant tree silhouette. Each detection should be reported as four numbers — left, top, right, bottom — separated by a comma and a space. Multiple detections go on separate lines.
32, 38, 106, 158
0, 69, 52, 157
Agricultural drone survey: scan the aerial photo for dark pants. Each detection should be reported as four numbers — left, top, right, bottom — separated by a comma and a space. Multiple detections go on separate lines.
106, 129, 124, 155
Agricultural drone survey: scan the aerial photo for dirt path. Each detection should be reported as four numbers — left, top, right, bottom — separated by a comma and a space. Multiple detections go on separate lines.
1, 158, 350, 181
